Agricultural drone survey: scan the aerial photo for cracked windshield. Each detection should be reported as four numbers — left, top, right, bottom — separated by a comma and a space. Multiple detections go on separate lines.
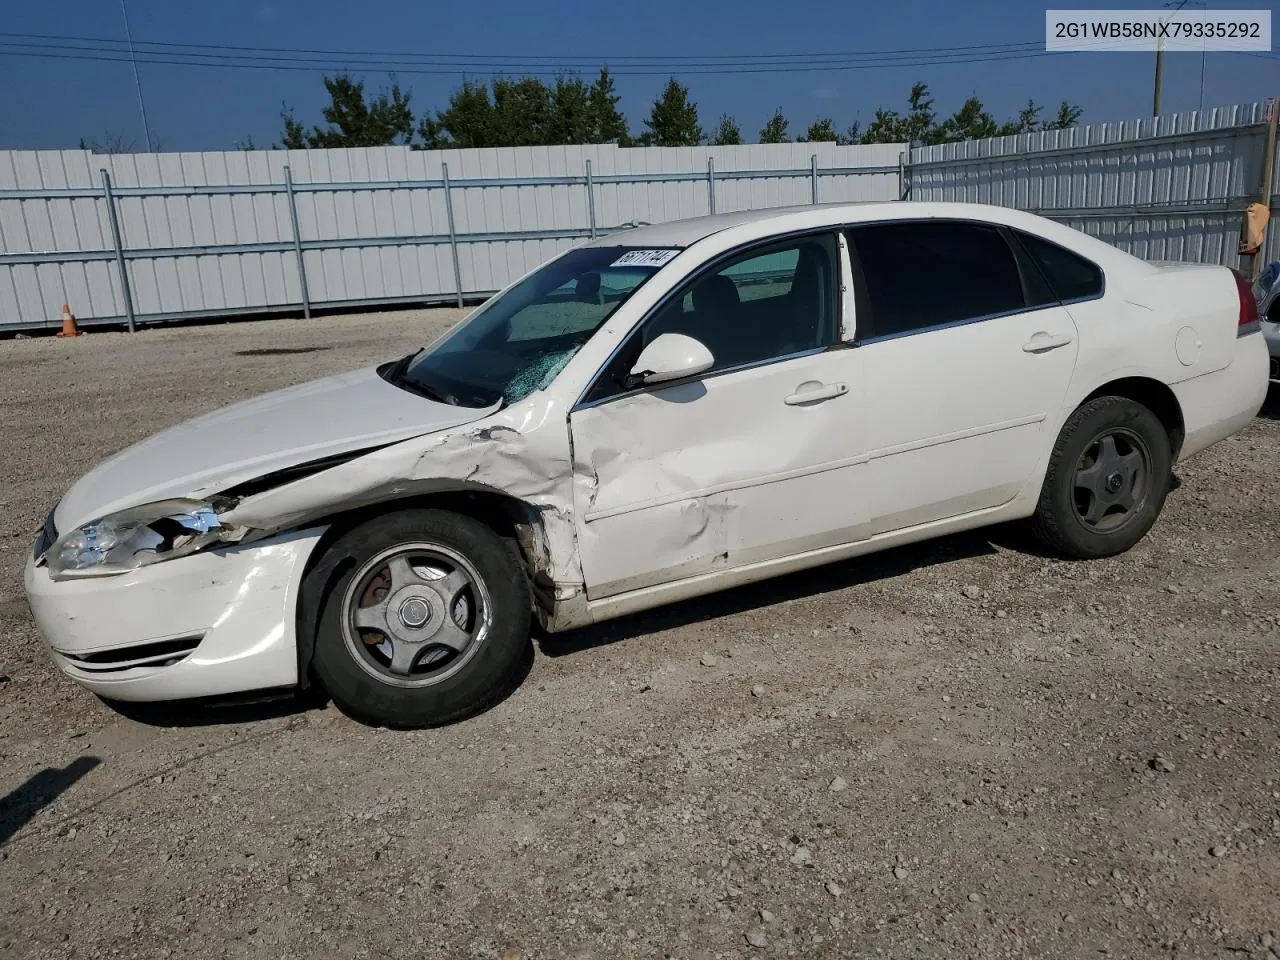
396, 246, 675, 407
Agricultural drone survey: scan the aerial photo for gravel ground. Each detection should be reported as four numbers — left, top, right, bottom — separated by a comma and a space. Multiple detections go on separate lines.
1, 310, 1278, 960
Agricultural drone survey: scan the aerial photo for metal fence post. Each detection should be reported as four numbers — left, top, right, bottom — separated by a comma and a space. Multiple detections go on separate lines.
899, 148, 911, 200
707, 157, 716, 215
99, 169, 136, 333
283, 165, 311, 320
585, 159, 598, 238
810, 155, 819, 204
441, 161, 464, 308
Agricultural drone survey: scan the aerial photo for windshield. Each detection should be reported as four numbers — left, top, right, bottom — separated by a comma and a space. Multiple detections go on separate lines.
389, 245, 678, 407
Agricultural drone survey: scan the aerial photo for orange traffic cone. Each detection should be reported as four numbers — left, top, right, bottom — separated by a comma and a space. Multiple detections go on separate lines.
56, 303, 82, 338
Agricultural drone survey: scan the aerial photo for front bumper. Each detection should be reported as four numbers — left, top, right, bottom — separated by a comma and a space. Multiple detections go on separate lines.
24, 526, 327, 702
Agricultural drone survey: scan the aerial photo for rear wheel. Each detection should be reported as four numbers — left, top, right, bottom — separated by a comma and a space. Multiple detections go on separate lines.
309, 509, 532, 728
1030, 396, 1172, 559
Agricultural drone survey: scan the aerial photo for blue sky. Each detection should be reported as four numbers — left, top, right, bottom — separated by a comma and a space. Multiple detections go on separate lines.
0, 0, 1274, 151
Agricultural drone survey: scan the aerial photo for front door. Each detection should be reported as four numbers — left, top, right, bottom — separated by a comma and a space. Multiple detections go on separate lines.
568, 232, 871, 599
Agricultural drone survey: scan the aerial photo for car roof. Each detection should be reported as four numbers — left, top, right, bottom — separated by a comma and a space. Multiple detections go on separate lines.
581, 200, 1148, 273
583, 204, 841, 249
585, 200, 1043, 249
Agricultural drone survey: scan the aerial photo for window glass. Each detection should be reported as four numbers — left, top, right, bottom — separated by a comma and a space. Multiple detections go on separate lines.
645, 235, 837, 371
393, 246, 669, 407
847, 222, 1025, 338
1015, 230, 1104, 302
582, 233, 839, 403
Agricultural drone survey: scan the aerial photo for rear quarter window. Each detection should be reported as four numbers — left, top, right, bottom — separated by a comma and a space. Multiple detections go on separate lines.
1014, 230, 1104, 302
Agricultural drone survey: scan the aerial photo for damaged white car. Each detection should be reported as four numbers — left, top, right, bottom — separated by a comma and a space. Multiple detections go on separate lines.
25, 201, 1268, 728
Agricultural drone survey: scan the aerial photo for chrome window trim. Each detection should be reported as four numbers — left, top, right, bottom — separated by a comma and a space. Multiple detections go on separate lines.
853, 299, 1085, 347
567, 214, 1111, 411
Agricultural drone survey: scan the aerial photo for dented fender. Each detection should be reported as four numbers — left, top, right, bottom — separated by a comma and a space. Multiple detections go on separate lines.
217, 395, 592, 631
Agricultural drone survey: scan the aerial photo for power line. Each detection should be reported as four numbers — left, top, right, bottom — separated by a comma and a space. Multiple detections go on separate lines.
0, 44, 1074, 77
0, 30, 1046, 64
2, 31, 1271, 76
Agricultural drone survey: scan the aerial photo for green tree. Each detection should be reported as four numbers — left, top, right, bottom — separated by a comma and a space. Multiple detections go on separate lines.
902, 82, 936, 143
420, 69, 630, 148
587, 67, 629, 144
712, 114, 742, 145
418, 79, 496, 148
640, 78, 704, 146
999, 100, 1042, 137
759, 108, 790, 144
860, 82, 935, 144
491, 76, 554, 145
798, 117, 841, 143
859, 107, 904, 144
546, 74, 593, 144
79, 131, 139, 153
280, 74, 414, 148
933, 96, 999, 143
1042, 101, 1084, 130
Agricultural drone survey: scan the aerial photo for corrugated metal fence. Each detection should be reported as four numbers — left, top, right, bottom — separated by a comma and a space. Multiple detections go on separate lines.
909, 99, 1279, 267
0, 142, 903, 332
1, 99, 1276, 333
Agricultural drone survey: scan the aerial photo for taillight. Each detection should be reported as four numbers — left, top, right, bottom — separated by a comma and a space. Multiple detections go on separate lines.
1231, 268, 1259, 334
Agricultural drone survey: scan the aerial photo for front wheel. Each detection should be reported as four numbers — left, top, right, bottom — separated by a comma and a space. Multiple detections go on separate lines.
309, 509, 533, 728
1030, 396, 1173, 559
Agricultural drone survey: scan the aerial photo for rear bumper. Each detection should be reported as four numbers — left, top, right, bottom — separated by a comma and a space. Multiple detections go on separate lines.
1174, 331, 1269, 460
24, 526, 327, 702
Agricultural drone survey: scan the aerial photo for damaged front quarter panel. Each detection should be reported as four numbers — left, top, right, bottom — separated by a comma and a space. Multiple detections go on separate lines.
216, 395, 591, 632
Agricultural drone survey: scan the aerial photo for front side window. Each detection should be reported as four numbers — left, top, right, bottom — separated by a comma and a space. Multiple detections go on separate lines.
583, 233, 840, 403
387, 245, 674, 407
847, 221, 1026, 339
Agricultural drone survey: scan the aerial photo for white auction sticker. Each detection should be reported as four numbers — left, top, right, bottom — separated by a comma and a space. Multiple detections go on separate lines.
611, 249, 681, 268
1046, 9, 1271, 51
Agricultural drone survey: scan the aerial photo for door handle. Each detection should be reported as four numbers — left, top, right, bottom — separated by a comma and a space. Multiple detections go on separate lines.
1022, 331, 1074, 353
784, 381, 849, 405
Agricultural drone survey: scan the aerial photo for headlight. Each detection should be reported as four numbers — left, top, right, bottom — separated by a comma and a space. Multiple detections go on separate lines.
46, 499, 240, 580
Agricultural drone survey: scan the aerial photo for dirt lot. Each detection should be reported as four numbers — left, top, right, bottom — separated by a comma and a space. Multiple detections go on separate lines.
1, 309, 1278, 960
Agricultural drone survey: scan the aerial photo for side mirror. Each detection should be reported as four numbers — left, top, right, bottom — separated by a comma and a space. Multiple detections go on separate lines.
627, 333, 715, 387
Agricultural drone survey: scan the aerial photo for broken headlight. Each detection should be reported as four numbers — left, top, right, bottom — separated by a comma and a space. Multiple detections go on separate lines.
47, 499, 240, 580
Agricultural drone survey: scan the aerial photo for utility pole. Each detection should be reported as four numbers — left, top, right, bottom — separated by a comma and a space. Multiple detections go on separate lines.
1153, 36, 1165, 116
1154, 0, 1192, 117
120, 0, 152, 152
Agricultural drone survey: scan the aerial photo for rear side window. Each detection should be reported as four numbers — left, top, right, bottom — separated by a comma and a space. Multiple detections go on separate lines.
1014, 230, 1103, 302
847, 222, 1025, 339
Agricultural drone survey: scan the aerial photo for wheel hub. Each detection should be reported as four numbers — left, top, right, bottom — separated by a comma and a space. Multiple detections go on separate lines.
397, 596, 432, 629
341, 542, 493, 689
1071, 428, 1152, 533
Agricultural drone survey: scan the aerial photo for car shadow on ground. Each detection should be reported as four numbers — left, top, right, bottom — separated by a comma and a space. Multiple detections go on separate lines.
0, 756, 101, 847
538, 522, 1045, 659
98, 687, 328, 729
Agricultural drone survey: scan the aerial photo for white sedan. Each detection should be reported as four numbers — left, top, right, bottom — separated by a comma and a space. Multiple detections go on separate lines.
24, 201, 1269, 728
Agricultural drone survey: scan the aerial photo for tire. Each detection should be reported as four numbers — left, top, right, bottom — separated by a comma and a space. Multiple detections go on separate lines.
308, 508, 532, 728
1030, 396, 1173, 559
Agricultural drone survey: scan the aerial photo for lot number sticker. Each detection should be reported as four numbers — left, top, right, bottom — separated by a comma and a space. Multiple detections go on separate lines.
611, 249, 680, 268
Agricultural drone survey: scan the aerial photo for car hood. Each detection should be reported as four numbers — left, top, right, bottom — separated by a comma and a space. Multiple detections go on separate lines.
54, 366, 498, 532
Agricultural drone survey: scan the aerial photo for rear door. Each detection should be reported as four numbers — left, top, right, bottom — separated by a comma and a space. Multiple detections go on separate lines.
845, 219, 1081, 535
